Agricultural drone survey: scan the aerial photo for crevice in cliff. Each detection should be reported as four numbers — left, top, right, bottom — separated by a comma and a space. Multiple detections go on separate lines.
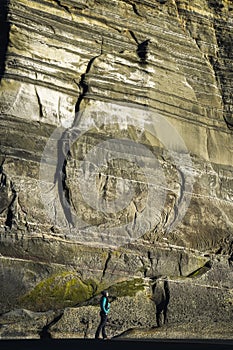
228, 252, 233, 267
187, 260, 212, 278
163, 192, 178, 234
35, 87, 44, 119
129, 30, 139, 44
53, 0, 71, 15
101, 251, 111, 282
0, 164, 17, 230
178, 253, 182, 276
131, 3, 143, 17
55, 41, 104, 227
0, 0, 10, 82
101, 175, 108, 201
57, 53, 103, 225
56, 133, 75, 227
143, 250, 157, 277
0, 157, 6, 184
39, 311, 64, 339
172, 0, 186, 32
75, 42, 103, 114
148, 250, 153, 271
164, 162, 188, 234
5, 196, 16, 229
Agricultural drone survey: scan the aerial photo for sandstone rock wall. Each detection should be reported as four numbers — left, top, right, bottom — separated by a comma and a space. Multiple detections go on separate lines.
0, 0, 232, 339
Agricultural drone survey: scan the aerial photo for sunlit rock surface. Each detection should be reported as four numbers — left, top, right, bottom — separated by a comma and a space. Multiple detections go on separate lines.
0, 0, 232, 339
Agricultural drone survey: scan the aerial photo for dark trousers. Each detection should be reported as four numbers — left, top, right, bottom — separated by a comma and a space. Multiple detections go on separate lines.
95, 311, 108, 339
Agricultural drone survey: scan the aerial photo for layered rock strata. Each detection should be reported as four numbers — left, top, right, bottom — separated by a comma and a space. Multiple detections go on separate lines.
0, 0, 232, 339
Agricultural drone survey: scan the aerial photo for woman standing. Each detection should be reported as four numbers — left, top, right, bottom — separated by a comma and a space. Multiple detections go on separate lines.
95, 290, 110, 340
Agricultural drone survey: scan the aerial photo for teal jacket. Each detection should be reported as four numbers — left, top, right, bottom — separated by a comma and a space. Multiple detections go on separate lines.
100, 296, 110, 314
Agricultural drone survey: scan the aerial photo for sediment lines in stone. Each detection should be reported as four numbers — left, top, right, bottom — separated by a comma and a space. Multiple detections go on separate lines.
175, 0, 233, 129
3, 0, 227, 124
0, 115, 50, 160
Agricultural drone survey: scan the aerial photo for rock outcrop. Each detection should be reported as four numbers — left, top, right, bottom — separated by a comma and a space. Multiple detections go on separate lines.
0, 0, 232, 339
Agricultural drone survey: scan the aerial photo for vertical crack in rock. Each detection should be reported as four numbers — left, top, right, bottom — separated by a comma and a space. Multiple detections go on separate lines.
39, 311, 64, 339
138, 255, 147, 277
228, 250, 233, 267
34, 87, 44, 119
131, 2, 143, 17
144, 250, 157, 277
143, 251, 160, 278
56, 134, 75, 228
0, 159, 8, 214
55, 47, 103, 225
75, 41, 103, 114
0, 0, 10, 81
5, 186, 17, 229
56, 44, 104, 226
206, 127, 211, 162
148, 250, 154, 271
178, 252, 183, 276
228, 240, 233, 267
101, 251, 111, 282
132, 211, 137, 230
128, 30, 139, 44
165, 166, 186, 232
163, 193, 177, 232
172, 0, 187, 31
102, 175, 108, 201
0, 162, 17, 229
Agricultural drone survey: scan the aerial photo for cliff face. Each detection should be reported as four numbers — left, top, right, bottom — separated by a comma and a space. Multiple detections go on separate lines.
0, 0, 232, 339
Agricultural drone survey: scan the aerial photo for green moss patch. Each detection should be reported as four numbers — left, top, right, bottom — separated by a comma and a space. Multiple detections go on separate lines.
187, 261, 212, 278
19, 274, 146, 311
19, 272, 98, 311
108, 278, 145, 298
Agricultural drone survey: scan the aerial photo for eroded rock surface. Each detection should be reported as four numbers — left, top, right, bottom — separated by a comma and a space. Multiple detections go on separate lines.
0, 0, 232, 339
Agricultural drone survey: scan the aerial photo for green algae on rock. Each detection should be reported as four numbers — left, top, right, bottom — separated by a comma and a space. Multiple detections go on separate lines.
19, 272, 98, 311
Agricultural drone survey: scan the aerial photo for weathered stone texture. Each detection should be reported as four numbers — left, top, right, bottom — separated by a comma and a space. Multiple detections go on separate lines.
0, 0, 232, 339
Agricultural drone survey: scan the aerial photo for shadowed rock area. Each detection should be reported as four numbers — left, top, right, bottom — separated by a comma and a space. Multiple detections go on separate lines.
0, 0, 232, 340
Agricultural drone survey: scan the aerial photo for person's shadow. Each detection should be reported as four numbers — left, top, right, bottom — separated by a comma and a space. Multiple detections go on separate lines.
151, 278, 170, 327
